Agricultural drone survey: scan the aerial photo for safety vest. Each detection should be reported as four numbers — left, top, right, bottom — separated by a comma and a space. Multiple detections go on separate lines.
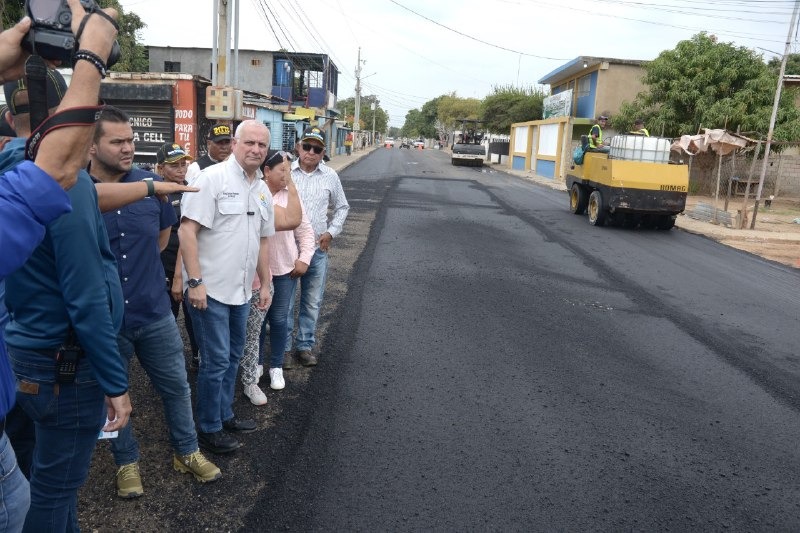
630, 128, 650, 136
589, 124, 603, 148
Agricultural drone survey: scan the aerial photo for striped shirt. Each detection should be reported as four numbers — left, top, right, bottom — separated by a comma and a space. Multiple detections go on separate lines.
291, 160, 349, 243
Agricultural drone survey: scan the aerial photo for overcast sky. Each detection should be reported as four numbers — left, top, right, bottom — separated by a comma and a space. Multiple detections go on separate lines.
119, 0, 797, 127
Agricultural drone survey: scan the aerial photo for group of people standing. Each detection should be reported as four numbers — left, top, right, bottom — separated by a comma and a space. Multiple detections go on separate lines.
0, 5, 349, 525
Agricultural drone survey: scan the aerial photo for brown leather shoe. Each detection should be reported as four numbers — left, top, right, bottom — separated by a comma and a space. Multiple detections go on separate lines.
297, 350, 317, 367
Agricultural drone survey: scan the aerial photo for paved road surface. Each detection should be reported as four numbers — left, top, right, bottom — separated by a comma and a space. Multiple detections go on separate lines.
248, 146, 800, 531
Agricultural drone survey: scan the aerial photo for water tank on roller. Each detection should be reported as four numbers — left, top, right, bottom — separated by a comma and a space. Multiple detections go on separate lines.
275, 60, 291, 86
609, 134, 670, 163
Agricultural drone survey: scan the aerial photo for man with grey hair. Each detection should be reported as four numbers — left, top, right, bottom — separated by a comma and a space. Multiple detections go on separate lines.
179, 120, 300, 453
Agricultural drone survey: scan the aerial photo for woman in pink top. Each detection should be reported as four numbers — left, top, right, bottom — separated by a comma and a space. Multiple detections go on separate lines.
240, 151, 315, 405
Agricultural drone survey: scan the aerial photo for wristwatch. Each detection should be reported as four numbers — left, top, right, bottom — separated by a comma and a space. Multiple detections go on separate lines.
188, 278, 203, 288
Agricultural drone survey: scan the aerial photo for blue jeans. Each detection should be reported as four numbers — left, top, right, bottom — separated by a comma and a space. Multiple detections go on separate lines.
187, 296, 249, 433
286, 249, 328, 352
10, 347, 106, 533
0, 430, 29, 533
259, 274, 297, 368
111, 314, 198, 463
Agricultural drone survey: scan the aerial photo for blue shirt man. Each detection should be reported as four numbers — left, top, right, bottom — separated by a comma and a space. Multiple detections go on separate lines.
90, 107, 220, 498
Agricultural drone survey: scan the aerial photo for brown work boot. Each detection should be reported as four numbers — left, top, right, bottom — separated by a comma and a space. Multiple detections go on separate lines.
297, 350, 317, 367
116, 462, 144, 498
173, 450, 221, 483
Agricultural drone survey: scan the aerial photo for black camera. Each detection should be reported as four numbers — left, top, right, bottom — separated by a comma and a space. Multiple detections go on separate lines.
23, 0, 120, 67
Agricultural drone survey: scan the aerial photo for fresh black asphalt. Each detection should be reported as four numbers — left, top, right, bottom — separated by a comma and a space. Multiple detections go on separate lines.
246, 147, 800, 531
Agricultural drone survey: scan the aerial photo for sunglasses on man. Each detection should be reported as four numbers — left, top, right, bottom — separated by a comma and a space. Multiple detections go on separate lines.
301, 142, 324, 155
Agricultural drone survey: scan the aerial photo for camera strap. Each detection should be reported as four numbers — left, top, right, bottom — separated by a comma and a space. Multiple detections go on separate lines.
25, 105, 104, 161
25, 55, 49, 133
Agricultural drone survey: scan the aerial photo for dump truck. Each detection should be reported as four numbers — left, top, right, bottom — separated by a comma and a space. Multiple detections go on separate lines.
451, 119, 486, 166
566, 134, 688, 230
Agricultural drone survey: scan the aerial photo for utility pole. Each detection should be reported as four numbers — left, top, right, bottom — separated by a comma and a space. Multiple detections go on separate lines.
215, 0, 229, 85
371, 100, 378, 144
752, 0, 800, 228
354, 48, 363, 140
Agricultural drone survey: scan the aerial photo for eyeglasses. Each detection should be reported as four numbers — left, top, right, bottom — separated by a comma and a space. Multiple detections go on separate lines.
301, 142, 324, 155
265, 150, 293, 168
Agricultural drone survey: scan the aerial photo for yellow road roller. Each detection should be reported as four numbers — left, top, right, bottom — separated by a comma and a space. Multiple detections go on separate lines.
566, 135, 689, 230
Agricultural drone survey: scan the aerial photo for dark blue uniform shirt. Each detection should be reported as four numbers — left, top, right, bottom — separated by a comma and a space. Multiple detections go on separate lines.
98, 168, 177, 330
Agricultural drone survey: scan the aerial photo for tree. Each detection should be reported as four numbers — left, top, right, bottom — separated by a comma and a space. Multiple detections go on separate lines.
480, 84, 547, 133
401, 96, 445, 139
768, 53, 800, 76
400, 108, 425, 138
99, 0, 149, 72
1, 0, 149, 73
435, 93, 481, 143
338, 96, 356, 128
615, 33, 800, 140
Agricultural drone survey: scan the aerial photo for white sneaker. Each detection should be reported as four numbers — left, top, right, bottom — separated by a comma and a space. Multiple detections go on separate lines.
269, 368, 285, 390
243, 383, 267, 405
256, 364, 264, 381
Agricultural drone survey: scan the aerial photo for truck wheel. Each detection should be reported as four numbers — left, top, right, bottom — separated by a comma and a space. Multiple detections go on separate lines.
657, 215, 676, 230
451, 158, 458, 166
569, 184, 588, 214
588, 190, 607, 226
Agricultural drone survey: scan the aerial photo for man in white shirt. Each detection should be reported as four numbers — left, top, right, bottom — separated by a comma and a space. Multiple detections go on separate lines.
285, 126, 350, 368
178, 120, 275, 454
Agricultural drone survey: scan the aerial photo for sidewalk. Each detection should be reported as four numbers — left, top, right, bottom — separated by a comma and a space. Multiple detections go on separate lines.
325, 145, 377, 173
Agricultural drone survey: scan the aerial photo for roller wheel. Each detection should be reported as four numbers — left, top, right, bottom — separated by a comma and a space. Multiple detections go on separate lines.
624, 214, 642, 229
588, 190, 607, 226
657, 215, 676, 230
569, 184, 588, 214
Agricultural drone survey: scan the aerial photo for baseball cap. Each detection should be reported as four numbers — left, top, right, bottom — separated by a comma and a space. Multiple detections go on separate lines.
156, 143, 193, 164
208, 124, 232, 142
300, 126, 326, 147
598, 115, 609, 121
634, 118, 644, 125
3, 69, 68, 116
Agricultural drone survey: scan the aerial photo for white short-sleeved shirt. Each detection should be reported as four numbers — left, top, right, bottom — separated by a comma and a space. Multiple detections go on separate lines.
181, 156, 275, 305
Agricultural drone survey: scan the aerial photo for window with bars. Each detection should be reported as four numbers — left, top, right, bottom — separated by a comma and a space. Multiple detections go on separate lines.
164, 61, 181, 73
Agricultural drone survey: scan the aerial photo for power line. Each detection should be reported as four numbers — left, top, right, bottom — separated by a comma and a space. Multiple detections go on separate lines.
388, 0, 571, 61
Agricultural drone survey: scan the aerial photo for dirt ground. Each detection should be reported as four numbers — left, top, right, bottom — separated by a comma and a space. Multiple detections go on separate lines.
678, 195, 800, 269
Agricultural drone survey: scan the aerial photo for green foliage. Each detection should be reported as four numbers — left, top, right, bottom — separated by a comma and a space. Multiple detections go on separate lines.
1, 0, 148, 73
437, 93, 481, 129
614, 33, 800, 141
401, 95, 446, 138
768, 53, 800, 76
480, 84, 546, 133
338, 96, 356, 127
1, 1, 25, 28
400, 108, 424, 137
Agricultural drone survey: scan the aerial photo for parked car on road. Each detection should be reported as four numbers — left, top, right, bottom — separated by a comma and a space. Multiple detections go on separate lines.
413, 139, 425, 149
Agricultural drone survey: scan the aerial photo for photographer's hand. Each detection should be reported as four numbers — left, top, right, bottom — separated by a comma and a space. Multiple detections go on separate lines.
0, 17, 32, 84
33, 0, 118, 190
